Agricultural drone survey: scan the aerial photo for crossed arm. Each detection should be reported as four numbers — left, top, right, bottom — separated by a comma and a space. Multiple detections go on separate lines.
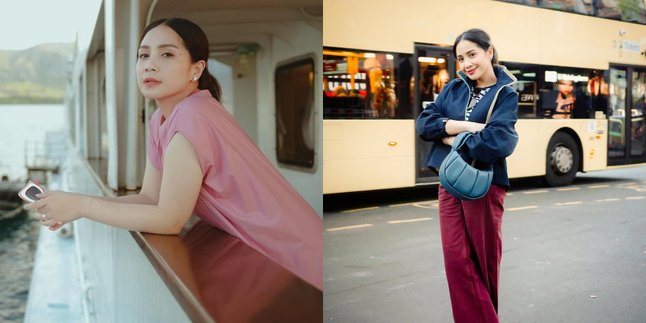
25, 133, 203, 235
415, 88, 485, 146
441, 120, 486, 146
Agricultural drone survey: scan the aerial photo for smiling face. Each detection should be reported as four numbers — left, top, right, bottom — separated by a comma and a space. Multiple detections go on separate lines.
455, 40, 494, 84
136, 24, 203, 109
557, 80, 574, 96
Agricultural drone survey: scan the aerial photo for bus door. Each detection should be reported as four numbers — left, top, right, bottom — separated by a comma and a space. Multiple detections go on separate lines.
607, 66, 646, 165
413, 44, 455, 183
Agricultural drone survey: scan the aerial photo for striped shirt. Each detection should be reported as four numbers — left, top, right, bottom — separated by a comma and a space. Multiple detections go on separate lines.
465, 86, 493, 121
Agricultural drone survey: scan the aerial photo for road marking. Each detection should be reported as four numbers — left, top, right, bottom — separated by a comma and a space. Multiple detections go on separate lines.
625, 196, 645, 200
327, 224, 373, 232
413, 202, 439, 209
557, 187, 580, 191
523, 190, 549, 195
388, 217, 432, 224
389, 202, 416, 208
622, 184, 646, 193
389, 200, 436, 208
555, 201, 582, 206
596, 198, 620, 202
341, 206, 379, 214
507, 205, 538, 211
588, 184, 609, 189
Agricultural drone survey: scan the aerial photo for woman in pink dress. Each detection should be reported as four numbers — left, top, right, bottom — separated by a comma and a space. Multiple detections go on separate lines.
25, 18, 322, 289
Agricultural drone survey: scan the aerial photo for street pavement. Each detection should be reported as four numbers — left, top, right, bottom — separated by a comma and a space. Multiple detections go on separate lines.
324, 166, 646, 323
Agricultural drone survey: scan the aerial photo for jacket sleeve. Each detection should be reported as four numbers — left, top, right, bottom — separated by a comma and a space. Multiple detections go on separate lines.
464, 89, 519, 165
415, 82, 452, 142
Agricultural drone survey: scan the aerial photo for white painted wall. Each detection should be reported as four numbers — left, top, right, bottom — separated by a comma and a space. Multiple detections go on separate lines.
208, 59, 234, 115
261, 21, 323, 214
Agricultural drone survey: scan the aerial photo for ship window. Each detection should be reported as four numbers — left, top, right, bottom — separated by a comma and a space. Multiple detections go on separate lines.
275, 56, 316, 170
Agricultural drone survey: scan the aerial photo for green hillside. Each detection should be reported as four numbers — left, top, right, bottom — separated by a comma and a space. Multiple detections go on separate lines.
0, 43, 74, 104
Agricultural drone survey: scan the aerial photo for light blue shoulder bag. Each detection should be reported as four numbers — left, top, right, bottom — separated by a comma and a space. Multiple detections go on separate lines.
439, 132, 492, 200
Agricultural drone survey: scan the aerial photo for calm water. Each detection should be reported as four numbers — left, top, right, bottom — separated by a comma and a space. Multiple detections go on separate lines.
0, 104, 66, 179
0, 104, 66, 322
0, 213, 40, 321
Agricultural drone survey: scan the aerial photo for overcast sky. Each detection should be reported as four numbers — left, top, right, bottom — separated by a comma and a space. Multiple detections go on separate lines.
0, 0, 101, 50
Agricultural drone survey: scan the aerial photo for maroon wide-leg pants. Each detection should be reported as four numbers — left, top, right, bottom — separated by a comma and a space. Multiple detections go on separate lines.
438, 184, 506, 323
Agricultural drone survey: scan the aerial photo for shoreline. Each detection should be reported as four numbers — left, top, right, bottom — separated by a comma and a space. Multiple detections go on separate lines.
0, 100, 63, 105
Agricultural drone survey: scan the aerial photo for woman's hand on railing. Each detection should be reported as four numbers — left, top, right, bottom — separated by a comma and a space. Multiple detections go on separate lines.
24, 191, 91, 229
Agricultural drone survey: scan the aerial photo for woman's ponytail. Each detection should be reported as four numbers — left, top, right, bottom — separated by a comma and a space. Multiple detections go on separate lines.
199, 67, 222, 101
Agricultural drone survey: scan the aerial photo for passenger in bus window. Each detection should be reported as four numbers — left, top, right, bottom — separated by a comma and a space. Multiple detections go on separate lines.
416, 28, 519, 323
374, 81, 397, 118
553, 79, 575, 119
421, 65, 439, 102
24, 17, 323, 290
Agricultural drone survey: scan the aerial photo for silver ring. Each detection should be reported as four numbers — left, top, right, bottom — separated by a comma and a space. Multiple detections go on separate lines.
41, 213, 48, 221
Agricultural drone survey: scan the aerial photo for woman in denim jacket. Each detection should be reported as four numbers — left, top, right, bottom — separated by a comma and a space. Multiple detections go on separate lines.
416, 28, 518, 323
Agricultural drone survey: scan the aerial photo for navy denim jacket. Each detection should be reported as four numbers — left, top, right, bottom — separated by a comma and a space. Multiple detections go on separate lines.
416, 65, 519, 187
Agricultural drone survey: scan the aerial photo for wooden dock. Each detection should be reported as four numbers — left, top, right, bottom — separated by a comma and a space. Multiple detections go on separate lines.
24, 131, 67, 184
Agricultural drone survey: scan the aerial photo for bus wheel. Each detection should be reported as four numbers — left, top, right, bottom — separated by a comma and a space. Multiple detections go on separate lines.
545, 132, 580, 186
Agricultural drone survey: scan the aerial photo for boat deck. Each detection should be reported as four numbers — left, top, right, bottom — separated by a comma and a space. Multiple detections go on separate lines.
24, 225, 83, 322
24, 177, 82, 322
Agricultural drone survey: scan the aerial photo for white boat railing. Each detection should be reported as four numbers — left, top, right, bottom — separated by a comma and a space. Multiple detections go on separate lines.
25, 136, 191, 322
26, 134, 322, 322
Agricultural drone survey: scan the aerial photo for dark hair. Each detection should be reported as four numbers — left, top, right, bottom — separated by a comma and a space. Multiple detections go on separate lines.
452, 28, 498, 65
141, 18, 222, 101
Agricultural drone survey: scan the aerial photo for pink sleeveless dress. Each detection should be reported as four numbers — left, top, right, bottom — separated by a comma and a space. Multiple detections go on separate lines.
147, 90, 322, 289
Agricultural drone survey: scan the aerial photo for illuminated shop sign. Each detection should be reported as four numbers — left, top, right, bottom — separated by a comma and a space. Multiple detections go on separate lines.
417, 57, 446, 63
544, 70, 589, 83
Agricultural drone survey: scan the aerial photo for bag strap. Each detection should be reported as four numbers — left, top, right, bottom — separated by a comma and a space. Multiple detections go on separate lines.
451, 132, 471, 150
484, 92, 497, 124
484, 82, 513, 123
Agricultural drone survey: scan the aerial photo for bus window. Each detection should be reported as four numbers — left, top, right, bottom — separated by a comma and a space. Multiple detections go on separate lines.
504, 62, 604, 120
608, 68, 627, 158
323, 49, 413, 119
418, 54, 450, 109
539, 0, 593, 15
630, 70, 645, 157
587, 70, 609, 118
597, 0, 646, 24
539, 67, 597, 119
497, 0, 646, 24
503, 63, 539, 118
